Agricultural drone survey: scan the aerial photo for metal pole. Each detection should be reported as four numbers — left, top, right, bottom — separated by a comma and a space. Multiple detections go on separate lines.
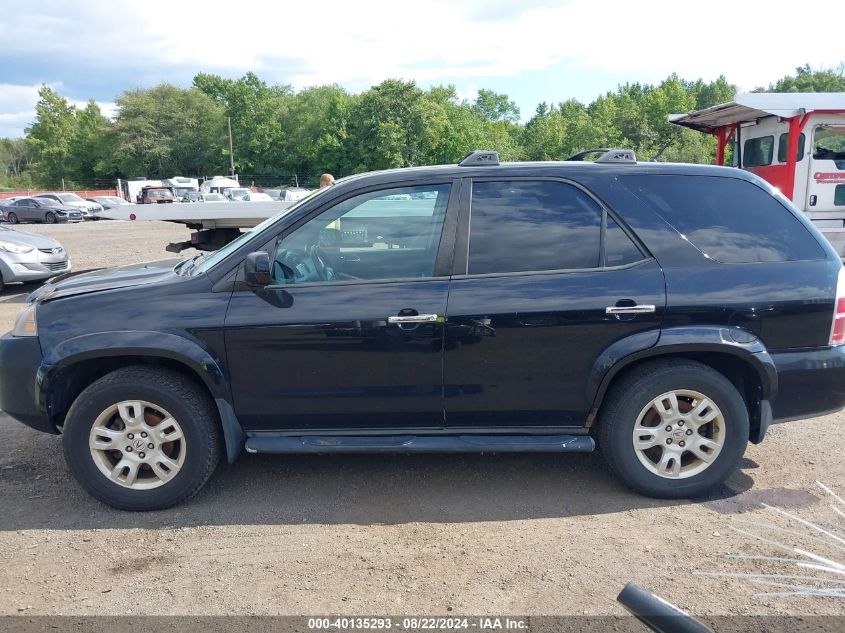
228, 117, 235, 178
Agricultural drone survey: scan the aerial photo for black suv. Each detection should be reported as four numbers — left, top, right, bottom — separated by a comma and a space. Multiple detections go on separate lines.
2, 150, 845, 511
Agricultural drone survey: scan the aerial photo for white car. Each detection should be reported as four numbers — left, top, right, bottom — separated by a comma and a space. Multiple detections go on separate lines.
225, 188, 251, 201
242, 192, 273, 202
198, 193, 228, 203
279, 187, 311, 201
34, 192, 103, 219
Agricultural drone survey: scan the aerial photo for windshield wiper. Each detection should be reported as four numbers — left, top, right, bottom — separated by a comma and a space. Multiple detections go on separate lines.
175, 252, 205, 275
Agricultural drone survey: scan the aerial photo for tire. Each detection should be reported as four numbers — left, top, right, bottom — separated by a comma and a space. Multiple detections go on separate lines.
44, 212, 56, 224
596, 359, 749, 499
7, 212, 18, 224
62, 366, 222, 511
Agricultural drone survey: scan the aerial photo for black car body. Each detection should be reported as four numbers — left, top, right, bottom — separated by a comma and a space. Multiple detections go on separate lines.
2, 153, 844, 510
0, 197, 84, 224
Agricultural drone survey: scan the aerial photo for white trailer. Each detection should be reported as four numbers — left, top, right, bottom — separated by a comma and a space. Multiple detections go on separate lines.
199, 176, 240, 195
98, 200, 296, 252
120, 179, 165, 203
165, 176, 200, 201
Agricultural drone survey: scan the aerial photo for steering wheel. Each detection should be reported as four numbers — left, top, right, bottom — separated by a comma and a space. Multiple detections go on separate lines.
274, 247, 331, 283
307, 244, 331, 281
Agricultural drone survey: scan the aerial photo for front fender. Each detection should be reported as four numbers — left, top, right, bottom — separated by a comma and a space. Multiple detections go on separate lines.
39, 330, 245, 462
587, 326, 778, 416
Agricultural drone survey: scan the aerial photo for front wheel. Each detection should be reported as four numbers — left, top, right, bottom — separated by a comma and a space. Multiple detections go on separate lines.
63, 366, 222, 510
596, 359, 749, 499
44, 212, 56, 224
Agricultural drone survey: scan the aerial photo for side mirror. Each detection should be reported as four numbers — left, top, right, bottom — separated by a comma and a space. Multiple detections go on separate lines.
244, 251, 272, 286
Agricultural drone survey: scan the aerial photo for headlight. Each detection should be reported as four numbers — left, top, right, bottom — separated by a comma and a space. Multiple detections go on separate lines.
0, 240, 34, 254
12, 304, 37, 337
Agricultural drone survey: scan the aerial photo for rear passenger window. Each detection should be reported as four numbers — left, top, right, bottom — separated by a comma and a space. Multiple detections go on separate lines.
777, 132, 805, 163
605, 217, 643, 266
743, 136, 774, 167
468, 181, 601, 274
623, 175, 824, 263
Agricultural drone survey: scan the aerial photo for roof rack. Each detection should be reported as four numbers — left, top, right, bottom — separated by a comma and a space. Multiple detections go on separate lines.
458, 150, 500, 167
566, 148, 637, 164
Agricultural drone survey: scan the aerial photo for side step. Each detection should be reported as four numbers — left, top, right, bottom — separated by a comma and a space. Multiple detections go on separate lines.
245, 434, 595, 454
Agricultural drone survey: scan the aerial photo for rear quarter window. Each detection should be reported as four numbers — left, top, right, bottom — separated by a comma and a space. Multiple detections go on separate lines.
743, 136, 774, 167
621, 175, 825, 263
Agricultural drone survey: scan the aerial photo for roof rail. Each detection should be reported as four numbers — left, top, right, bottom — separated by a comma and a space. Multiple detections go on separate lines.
566, 148, 637, 163
459, 150, 500, 167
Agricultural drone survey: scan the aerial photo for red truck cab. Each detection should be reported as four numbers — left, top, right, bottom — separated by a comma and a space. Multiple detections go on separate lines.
137, 186, 175, 204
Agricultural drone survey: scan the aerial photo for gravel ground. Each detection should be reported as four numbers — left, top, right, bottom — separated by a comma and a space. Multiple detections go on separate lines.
0, 221, 843, 620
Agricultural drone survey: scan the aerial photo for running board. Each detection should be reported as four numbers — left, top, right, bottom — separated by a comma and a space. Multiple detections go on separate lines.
244, 434, 595, 454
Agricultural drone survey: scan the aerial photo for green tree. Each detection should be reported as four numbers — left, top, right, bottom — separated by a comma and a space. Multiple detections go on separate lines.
279, 85, 352, 178
26, 85, 77, 186
763, 64, 845, 92
69, 100, 112, 181
0, 138, 33, 181
472, 89, 520, 123
108, 84, 227, 178
194, 72, 292, 175
344, 79, 449, 171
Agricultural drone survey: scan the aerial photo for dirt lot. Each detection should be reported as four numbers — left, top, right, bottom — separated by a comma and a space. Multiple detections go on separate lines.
0, 221, 843, 619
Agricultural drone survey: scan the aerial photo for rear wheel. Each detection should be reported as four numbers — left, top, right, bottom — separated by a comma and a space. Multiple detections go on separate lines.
597, 359, 749, 499
7, 212, 18, 224
62, 366, 222, 510
44, 212, 56, 224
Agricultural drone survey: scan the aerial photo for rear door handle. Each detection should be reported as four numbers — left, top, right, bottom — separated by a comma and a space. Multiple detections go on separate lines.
388, 314, 439, 324
605, 304, 656, 315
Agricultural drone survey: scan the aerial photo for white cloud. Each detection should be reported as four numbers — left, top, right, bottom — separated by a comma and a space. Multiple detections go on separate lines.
69, 100, 118, 119
111, 0, 839, 89
0, 0, 842, 135
0, 82, 117, 137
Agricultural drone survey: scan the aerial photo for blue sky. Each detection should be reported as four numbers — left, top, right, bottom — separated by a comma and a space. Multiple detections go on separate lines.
1, 0, 842, 138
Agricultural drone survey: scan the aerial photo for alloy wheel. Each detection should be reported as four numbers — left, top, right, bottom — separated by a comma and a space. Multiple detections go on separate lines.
88, 400, 187, 489
632, 390, 725, 479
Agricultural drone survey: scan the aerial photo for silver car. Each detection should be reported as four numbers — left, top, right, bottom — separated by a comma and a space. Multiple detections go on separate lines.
34, 192, 103, 219
0, 225, 71, 292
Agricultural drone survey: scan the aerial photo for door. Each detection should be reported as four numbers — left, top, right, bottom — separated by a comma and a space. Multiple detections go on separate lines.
14, 199, 38, 221
224, 181, 459, 432
443, 178, 665, 429
806, 125, 845, 212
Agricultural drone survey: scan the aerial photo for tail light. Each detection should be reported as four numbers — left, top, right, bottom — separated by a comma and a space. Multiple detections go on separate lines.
830, 267, 845, 346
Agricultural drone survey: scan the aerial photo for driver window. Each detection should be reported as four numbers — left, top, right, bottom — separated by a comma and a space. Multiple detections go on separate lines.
271, 184, 451, 285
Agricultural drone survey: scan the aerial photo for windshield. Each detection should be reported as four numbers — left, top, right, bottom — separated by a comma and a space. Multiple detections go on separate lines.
229, 188, 250, 197
189, 187, 333, 276
39, 198, 62, 207
58, 193, 83, 202
203, 193, 225, 201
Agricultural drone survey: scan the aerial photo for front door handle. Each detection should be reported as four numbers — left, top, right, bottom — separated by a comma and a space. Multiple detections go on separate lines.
387, 314, 439, 324
605, 304, 656, 315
